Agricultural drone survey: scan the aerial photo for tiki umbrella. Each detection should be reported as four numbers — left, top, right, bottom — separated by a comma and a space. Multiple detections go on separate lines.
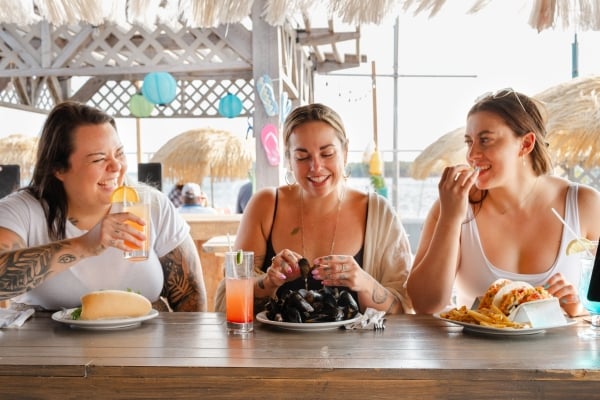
150, 128, 254, 201
409, 127, 466, 180
535, 75, 600, 168
0, 134, 39, 180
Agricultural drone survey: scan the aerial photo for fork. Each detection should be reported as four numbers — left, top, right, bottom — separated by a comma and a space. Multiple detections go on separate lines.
374, 318, 385, 331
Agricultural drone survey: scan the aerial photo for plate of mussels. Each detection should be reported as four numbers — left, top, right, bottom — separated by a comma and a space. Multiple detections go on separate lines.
256, 286, 362, 331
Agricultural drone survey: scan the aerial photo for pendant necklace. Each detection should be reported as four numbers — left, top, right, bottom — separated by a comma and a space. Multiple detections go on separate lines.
497, 176, 539, 215
299, 187, 345, 287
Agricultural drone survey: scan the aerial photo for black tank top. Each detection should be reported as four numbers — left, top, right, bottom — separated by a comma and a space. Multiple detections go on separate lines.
261, 188, 365, 301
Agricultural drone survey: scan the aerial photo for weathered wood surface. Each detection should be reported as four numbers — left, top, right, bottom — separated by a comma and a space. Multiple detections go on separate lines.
0, 312, 597, 399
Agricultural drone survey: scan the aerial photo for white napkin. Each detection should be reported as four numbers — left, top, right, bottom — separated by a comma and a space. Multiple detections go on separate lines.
0, 308, 35, 328
344, 308, 386, 330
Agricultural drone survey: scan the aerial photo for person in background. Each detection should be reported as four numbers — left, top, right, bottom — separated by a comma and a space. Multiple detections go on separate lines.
236, 181, 253, 213
215, 103, 413, 314
407, 89, 600, 317
168, 182, 184, 208
179, 182, 217, 214
0, 101, 207, 312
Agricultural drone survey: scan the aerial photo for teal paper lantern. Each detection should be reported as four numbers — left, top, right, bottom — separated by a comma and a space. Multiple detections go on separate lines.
128, 93, 154, 117
218, 92, 243, 118
142, 72, 177, 105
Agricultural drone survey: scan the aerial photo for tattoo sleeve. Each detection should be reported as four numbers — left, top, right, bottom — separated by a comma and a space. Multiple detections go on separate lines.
0, 238, 79, 300
158, 236, 207, 312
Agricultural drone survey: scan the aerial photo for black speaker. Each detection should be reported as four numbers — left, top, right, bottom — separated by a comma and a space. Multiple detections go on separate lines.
0, 164, 20, 199
587, 240, 600, 302
138, 162, 162, 191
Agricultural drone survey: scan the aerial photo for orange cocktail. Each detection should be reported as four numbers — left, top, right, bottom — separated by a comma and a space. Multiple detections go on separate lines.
226, 278, 254, 323
225, 251, 254, 334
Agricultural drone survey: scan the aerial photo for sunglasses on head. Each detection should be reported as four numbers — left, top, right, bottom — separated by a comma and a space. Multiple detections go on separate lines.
475, 87, 527, 114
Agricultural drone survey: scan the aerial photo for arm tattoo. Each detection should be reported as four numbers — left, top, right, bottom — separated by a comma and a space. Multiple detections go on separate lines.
158, 237, 206, 312
0, 241, 67, 299
58, 254, 77, 263
371, 283, 388, 304
257, 276, 266, 289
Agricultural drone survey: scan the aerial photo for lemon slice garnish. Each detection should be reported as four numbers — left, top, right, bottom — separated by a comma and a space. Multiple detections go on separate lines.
566, 238, 596, 255
110, 186, 139, 203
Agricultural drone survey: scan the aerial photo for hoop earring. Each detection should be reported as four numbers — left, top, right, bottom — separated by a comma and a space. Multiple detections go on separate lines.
285, 170, 296, 186
343, 164, 351, 179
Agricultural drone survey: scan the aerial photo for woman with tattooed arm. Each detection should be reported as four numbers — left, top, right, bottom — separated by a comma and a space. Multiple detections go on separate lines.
0, 101, 206, 312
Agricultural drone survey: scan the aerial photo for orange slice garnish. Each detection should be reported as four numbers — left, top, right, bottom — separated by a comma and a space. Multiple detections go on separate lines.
110, 185, 139, 203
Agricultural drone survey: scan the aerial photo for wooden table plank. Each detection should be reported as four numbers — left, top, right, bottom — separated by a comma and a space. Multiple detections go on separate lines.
0, 312, 598, 399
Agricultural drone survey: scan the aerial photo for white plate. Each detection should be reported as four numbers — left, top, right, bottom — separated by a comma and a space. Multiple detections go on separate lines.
256, 310, 361, 331
433, 313, 577, 336
52, 308, 159, 330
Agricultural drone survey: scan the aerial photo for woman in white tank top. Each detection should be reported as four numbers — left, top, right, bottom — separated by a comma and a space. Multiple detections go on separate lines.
407, 89, 600, 317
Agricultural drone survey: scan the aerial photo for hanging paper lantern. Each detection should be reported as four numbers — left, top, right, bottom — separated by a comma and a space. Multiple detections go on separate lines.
142, 72, 177, 105
218, 92, 243, 118
128, 93, 154, 117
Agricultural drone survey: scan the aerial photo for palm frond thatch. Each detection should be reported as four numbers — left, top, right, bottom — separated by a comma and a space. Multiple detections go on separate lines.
150, 128, 254, 183
0, 134, 38, 180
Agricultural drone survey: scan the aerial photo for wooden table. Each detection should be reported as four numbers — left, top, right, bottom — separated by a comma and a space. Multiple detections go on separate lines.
0, 312, 598, 399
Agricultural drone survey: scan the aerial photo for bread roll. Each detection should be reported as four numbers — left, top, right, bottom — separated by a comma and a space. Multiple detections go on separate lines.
80, 290, 152, 320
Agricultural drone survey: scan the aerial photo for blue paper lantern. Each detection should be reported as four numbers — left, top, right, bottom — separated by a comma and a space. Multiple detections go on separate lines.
218, 92, 243, 118
142, 72, 177, 105
128, 93, 154, 117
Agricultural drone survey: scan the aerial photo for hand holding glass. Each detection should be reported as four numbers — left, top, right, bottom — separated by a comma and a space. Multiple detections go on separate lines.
225, 251, 254, 334
123, 190, 150, 261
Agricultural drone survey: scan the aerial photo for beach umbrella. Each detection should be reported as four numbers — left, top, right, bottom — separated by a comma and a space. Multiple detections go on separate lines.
410, 75, 600, 179
0, 134, 39, 180
150, 128, 254, 184
409, 127, 466, 180
535, 75, 600, 168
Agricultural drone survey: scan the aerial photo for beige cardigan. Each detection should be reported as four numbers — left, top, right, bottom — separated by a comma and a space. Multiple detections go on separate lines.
214, 192, 414, 314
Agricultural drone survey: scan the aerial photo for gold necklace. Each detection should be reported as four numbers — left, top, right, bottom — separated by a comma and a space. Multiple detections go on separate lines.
496, 176, 539, 215
299, 187, 345, 257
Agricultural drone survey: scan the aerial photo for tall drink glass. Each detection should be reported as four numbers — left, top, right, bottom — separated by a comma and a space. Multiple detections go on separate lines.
578, 242, 600, 338
225, 251, 254, 335
123, 189, 150, 261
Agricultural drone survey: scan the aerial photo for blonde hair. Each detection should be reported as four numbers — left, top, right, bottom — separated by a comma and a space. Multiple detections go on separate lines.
282, 103, 349, 161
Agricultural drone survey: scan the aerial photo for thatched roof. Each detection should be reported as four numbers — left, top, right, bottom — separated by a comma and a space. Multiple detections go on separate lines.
2, 0, 599, 31
0, 134, 38, 180
150, 128, 254, 183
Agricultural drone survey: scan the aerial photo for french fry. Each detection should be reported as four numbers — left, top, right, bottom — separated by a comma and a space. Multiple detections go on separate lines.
441, 305, 530, 329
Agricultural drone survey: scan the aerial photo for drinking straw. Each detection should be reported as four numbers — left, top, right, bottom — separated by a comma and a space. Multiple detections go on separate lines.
551, 207, 593, 257
226, 233, 233, 252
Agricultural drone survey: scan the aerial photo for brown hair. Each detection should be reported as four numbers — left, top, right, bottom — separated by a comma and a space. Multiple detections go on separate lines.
466, 89, 553, 213
467, 89, 552, 175
26, 101, 117, 240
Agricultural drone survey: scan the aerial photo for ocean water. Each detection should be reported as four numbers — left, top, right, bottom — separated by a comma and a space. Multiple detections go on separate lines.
165, 176, 439, 219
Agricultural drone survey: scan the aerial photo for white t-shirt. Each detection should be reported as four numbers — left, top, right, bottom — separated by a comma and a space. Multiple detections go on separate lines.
0, 188, 189, 310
